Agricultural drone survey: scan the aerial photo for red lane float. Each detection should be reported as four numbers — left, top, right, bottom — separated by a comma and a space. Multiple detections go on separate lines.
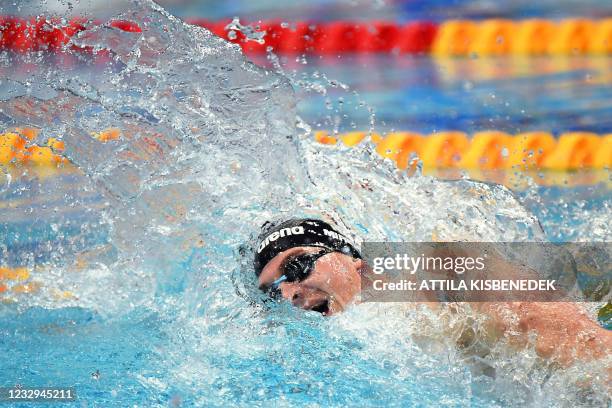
0, 17, 438, 55
1, 17, 610, 55
213, 20, 438, 55
0, 17, 89, 52
109, 19, 142, 33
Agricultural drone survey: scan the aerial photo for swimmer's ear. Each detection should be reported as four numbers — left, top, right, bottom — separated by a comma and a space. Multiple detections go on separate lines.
355, 259, 375, 287
353, 258, 366, 274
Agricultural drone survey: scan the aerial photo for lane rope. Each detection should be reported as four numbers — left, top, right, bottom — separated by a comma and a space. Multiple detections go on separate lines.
317, 130, 611, 170
0, 17, 610, 55
1, 127, 610, 171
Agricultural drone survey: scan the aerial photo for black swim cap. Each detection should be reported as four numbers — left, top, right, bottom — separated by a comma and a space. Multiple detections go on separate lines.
253, 218, 361, 276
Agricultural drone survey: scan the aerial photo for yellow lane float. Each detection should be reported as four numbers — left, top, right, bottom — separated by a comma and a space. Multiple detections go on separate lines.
3, 127, 610, 171
506, 131, 557, 169
433, 18, 611, 56
432, 20, 478, 56
468, 19, 515, 56
93, 128, 122, 142
541, 132, 602, 170
590, 19, 612, 54
1, 127, 610, 189
340, 131, 367, 147
593, 134, 612, 168
459, 130, 513, 169
418, 131, 469, 168
549, 19, 595, 55
0, 266, 35, 297
375, 132, 424, 170
512, 19, 556, 55
0, 128, 68, 166
317, 129, 611, 171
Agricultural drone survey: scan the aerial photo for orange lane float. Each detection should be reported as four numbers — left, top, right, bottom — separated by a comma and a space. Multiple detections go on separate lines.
418, 131, 470, 168
1, 127, 610, 190
512, 20, 556, 55
0, 130, 27, 164
1, 17, 611, 55
3, 127, 611, 171
431, 20, 478, 56
314, 130, 338, 145
315, 129, 611, 171
593, 134, 612, 168
542, 132, 602, 170
506, 131, 557, 169
375, 131, 424, 170
0, 266, 30, 281
0, 128, 68, 166
93, 128, 122, 142
459, 130, 513, 169
0, 264, 76, 299
0, 266, 37, 298
467, 19, 515, 56
548, 19, 595, 55
590, 19, 612, 54
340, 131, 367, 147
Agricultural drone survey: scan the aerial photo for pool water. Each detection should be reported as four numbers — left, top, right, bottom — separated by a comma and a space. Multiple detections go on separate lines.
1, 1, 610, 407
282, 55, 612, 135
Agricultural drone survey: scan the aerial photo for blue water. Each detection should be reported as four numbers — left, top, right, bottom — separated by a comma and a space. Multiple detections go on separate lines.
156, 0, 612, 22
1, 78, 609, 407
1, 303, 513, 407
267, 55, 612, 135
1, 3, 611, 407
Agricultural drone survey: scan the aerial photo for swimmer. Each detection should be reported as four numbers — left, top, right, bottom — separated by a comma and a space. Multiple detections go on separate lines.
254, 218, 364, 316
254, 218, 612, 368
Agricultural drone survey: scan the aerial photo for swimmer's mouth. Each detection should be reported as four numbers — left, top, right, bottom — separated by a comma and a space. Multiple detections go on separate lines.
310, 299, 330, 316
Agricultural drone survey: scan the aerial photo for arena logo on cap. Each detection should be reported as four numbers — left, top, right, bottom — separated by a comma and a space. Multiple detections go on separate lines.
257, 226, 305, 253
323, 228, 354, 246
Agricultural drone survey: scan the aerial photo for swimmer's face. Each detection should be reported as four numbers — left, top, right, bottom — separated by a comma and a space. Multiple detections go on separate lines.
258, 246, 363, 316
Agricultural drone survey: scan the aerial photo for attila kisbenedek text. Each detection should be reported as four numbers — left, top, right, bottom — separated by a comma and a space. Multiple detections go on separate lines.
370, 253, 557, 292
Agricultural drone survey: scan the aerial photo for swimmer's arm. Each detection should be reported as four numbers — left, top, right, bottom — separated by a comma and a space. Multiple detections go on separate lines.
471, 248, 611, 366
475, 301, 612, 367
426, 244, 611, 366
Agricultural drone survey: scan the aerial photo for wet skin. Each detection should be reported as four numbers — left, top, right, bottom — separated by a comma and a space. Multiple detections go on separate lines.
258, 246, 611, 369
258, 246, 364, 316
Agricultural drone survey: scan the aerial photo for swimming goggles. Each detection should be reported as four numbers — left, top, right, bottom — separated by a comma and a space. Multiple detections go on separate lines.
264, 248, 333, 298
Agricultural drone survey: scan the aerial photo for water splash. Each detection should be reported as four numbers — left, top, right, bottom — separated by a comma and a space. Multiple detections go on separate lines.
225, 16, 266, 44
0, 1, 607, 406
